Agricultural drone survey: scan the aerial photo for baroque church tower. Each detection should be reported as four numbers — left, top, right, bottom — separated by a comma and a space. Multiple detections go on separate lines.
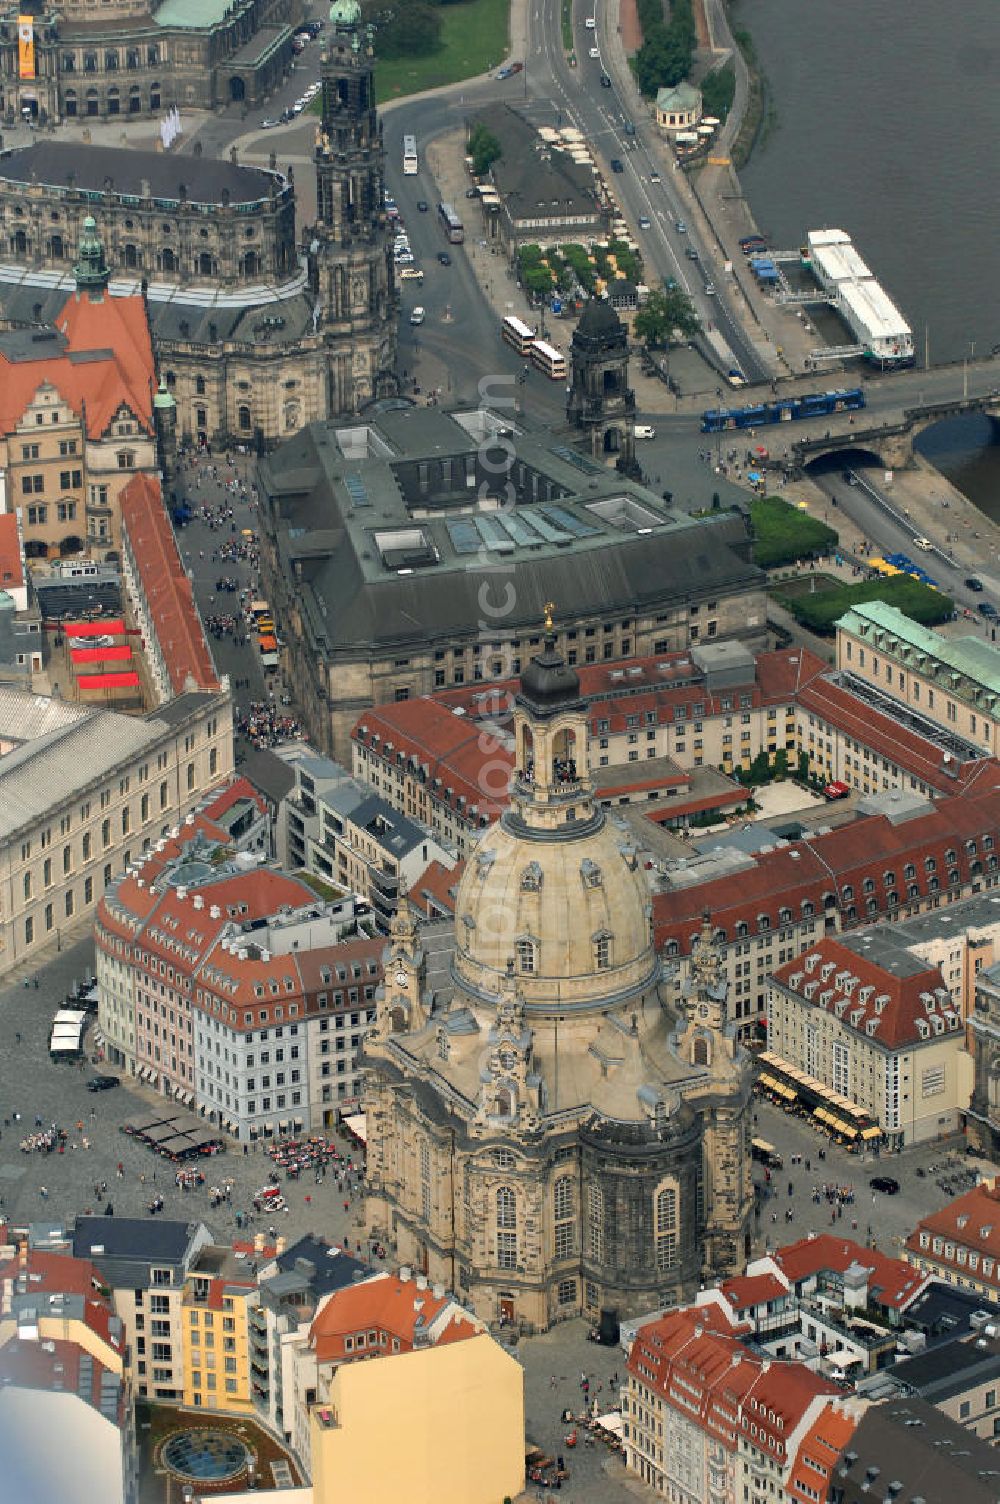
310, 0, 396, 414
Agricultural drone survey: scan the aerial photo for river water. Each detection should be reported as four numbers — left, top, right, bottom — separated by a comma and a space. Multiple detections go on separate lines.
735, 0, 1000, 505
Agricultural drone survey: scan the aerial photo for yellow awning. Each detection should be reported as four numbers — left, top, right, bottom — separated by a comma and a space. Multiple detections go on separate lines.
758, 1074, 779, 1092
813, 1106, 829, 1122
861, 1126, 881, 1141
778, 1082, 797, 1101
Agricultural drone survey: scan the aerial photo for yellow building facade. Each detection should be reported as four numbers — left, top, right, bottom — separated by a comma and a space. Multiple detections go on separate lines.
181, 1282, 254, 1415
309, 1332, 524, 1504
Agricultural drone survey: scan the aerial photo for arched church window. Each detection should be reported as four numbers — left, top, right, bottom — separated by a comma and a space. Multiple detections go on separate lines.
496, 1185, 516, 1228
496, 1186, 517, 1270
654, 1181, 679, 1272
588, 1183, 604, 1262
515, 937, 536, 974
553, 1176, 575, 1259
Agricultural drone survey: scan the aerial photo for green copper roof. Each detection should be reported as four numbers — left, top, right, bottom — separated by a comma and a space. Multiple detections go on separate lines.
154, 0, 233, 29
838, 600, 1000, 696
329, 0, 361, 24
153, 379, 176, 411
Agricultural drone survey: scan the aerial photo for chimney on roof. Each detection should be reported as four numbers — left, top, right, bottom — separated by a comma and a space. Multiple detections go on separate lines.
399, 1266, 411, 1283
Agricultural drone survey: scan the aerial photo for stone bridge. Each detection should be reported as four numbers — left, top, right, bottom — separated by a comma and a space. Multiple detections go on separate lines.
786, 386, 1000, 473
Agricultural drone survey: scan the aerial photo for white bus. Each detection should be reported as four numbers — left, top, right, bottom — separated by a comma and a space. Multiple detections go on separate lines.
530, 339, 567, 381
402, 134, 418, 175
501, 314, 536, 356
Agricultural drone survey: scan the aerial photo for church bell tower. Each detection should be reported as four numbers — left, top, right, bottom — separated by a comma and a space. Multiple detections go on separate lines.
310, 0, 396, 414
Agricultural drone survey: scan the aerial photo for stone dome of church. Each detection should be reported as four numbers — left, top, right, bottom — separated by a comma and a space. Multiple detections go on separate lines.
451, 636, 658, 1017
452, 812, 658, 1015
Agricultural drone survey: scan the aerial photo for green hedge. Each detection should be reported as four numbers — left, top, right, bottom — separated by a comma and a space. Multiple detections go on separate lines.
774, 576, 954, 636
749, 496, 838, 570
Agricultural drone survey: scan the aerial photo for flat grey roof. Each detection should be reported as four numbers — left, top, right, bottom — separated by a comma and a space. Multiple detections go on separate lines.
259, 411, 762, 660
0, 142, 284, 207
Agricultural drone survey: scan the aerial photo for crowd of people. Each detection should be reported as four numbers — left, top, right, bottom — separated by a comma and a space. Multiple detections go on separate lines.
236, 701, 301, 749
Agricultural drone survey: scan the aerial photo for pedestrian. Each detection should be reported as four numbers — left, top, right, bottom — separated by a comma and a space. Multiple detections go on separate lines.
14, 1032, 20, 1045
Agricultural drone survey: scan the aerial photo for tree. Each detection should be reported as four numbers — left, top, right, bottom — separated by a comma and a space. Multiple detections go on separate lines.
468, 121, 502, 176
634, 286, 701, 347
365, 0, 441, 59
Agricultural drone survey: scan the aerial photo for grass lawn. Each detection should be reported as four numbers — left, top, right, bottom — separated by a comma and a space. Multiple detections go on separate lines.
374, 0, 511, 102
771, 574, 954, 635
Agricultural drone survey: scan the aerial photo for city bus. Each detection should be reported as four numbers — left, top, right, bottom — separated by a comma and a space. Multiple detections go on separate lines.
438, 202, 465, 243
530, 339, 568, 381
501, 314, 536, 357
402, 134, 418, 175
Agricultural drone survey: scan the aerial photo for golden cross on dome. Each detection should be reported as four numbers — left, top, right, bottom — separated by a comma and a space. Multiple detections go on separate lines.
543, 601, 555, 630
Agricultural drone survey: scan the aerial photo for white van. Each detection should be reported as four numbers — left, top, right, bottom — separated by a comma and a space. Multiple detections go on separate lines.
634, 424, 655, 439
410, 306, 425, 325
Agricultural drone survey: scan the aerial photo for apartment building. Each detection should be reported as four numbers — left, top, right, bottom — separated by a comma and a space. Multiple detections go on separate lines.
179, 1246, 256, 1415
250, 1234, 368, 1441
293, 1270, 524, 1504
837, 601, 1000, 758
0, 1241, 137, 1504
96, 821, 383, 1136
905, 1180, 1000, 1302
0, 511, 43, 683
0, 272, 157, 561
654, 767, 1000, 1038
0, 685, 232, 978
71, 1215, 213, 1403
888, 1332, 1000, 1443
622, 1302, 863, 1504
281, 754, 456, 932
119, 473, 221, 707
829, 1397, 1000, 1504
768, 937, 973, 1146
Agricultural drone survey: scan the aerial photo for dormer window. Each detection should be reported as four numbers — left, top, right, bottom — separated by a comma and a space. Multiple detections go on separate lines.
520, 861, 543, 892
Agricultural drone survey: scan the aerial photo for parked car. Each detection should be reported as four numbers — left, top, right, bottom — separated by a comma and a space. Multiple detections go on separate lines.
496, 65, 512, 79
649, 170, 660, 182
417, 200, 429, 212
704, 282, 716, 296
509, 60, 523, 73
585, 14, 596, 25
409, 306, 425, 325
610, 158, 624, 173
589, 46, 600, 58
870, 1176, 900, 1195
638, 215, 651, 229
87, 1075, 120, 1093
394, 251, 415, 265
634, 424, 655, 439
675, 219, 687, 233
260, 117, 278, 129
437, 251, 452, 265
600, 72, 612, 88
399, 267, 424, 281
913, 535, 932, 551
978, 601, 998, 619
966, 576, 984, 592
465, 187, 479, 198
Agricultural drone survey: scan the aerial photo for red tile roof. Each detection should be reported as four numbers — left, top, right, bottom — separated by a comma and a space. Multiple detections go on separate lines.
0, 1247, 119, 1350
771, 936, 956, 1051
120, 473, 220, 694
310, 1273, 477, 1363
774, 1233, 927, 1310
654, 774, 1000, 953
627, 1306, 840, 1466
0, 288, 154, 440
904, 1180, 1000, 1291
719, 1271, 790, 1311
351, 648, 823, 826
786, 1402, 860, 1504
409, 858, 464, 917
0, 514, 24, 593
798, 673, 979, 793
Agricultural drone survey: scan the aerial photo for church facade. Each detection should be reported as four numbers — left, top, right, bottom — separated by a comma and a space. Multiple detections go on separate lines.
362, 637, 753, 1332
